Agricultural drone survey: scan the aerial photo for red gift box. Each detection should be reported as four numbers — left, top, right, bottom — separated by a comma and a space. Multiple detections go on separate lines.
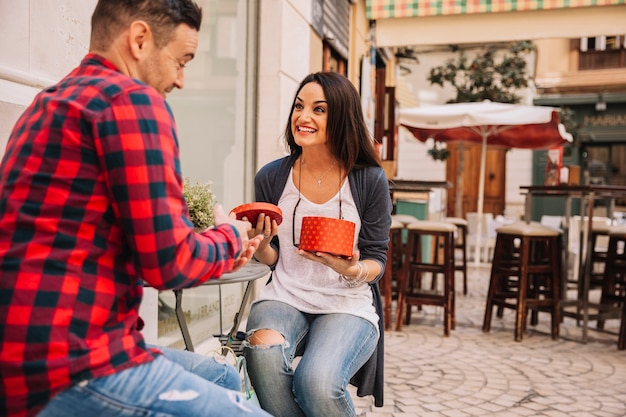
232, 202, 283, 225
299, 216, 355, 258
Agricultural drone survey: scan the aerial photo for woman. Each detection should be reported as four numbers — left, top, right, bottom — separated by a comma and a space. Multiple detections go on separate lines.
243, 72, 391, 417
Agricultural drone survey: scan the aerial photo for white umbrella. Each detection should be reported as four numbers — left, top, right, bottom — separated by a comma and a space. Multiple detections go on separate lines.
399, 101, 573, 264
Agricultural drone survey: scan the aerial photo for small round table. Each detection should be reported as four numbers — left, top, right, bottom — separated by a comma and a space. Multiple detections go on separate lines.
172, 261, 270, 353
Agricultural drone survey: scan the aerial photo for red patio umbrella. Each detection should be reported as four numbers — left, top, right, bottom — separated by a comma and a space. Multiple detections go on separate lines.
399, 101, 573, 263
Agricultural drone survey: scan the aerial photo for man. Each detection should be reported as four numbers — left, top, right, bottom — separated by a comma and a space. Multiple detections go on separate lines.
0, 1, 269, 416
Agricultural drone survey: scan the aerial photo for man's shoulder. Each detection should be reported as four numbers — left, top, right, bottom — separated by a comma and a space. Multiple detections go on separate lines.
59, 54, 159, 108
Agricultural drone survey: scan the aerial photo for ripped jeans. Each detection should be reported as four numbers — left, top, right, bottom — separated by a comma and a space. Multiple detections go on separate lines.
244, 300, 378, 417
38, 346, 272, 417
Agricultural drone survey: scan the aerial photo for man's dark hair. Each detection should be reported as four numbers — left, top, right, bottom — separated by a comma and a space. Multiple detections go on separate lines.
90, 0, 202, 51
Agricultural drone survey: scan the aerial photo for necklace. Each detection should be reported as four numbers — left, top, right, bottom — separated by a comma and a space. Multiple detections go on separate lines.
301, 158, 337, 187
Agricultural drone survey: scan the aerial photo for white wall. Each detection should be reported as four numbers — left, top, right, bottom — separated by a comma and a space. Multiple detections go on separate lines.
256, 0, 316, 168
0, 0, 96, 156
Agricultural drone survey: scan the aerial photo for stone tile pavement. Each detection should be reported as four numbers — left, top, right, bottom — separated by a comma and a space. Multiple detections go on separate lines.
350, 264, 626, 417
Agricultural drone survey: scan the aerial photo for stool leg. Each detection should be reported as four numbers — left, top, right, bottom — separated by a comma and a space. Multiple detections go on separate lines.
515, 238, 530, 342
483, 236, 504, 333
461, 228, 468, 295
395, 231, 414, 332
551, 236, 562, 340
383, 237, 393, 331
446, 231, 456, 332
617, 301, 626, 350
442, 234, 450, 336
598, 236, 619, 330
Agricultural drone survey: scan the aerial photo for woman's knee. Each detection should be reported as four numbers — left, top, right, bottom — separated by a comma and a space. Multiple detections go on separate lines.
248, 329, 284, 347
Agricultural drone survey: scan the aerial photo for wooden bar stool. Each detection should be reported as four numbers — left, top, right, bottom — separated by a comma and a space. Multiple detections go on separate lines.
392, 213, 420, 249
395, 220, 457, 336
482, 222, 562, 342
382, 219, 404, 330
596, 226, 626, 340
571, 216, 611, 289
391, 214, 420, 227
617, 302, 626, 350
446, 217, 469, 295
589, 220, 612, 289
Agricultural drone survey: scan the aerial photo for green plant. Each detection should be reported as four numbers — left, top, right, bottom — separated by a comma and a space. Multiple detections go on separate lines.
427, 41, 536, 104
427, 141, 450, 161
183, 177, 217, 229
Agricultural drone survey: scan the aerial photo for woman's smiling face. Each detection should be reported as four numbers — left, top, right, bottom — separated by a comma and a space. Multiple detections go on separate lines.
291, 82, 329, 148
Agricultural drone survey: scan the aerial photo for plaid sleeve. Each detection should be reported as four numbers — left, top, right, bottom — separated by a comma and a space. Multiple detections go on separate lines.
94, 88, 242, 289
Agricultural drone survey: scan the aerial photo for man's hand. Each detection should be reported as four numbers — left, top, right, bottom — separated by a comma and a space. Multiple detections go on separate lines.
213, 204, 263, 271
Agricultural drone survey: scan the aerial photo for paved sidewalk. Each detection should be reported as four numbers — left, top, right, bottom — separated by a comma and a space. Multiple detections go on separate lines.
351, 264, 626, 417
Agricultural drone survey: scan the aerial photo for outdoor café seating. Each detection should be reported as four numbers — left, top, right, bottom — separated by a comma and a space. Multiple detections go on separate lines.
445, 217, 469, 295
596, 226, 626, 349
466, 212, 496, 263
395, 220, 457, 336
482, 222, 562, 342
382, 219, 404, 330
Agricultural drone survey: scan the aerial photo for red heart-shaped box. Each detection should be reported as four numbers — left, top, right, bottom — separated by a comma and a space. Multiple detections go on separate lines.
299, 216, 355, 258
232, 202, 283, 226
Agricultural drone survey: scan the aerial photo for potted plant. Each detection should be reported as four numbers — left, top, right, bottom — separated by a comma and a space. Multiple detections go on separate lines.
183, 177, 217, 230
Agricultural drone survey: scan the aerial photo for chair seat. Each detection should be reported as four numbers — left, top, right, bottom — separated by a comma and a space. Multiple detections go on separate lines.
609, 225, 626, 237
406, 220, 457, 233
390, 219, 404, 230
495, 221, 561, 237
445, 217, 468, 227
391, 214, 420, 226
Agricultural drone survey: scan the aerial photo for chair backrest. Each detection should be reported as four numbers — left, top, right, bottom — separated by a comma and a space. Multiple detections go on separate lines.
540, 215, 563, 231
466, 212, 494, 237
569, 215, 612, 254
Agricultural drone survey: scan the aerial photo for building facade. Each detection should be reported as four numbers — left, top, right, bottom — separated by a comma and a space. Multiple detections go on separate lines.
366, 0, 626, 219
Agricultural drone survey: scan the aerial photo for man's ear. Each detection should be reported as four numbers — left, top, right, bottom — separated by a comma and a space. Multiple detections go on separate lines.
128, 20, 152, 59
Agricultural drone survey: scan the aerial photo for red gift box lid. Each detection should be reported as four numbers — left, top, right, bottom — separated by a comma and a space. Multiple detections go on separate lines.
232, 202, 283, 226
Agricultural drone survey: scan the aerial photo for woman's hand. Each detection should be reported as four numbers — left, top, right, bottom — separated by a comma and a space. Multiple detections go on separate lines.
297, 249, 360, 278
240, 212, 278, 247
240, 212, 279, 265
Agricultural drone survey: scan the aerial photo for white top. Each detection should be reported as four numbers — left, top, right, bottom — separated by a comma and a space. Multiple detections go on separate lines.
254, 169, 379, 330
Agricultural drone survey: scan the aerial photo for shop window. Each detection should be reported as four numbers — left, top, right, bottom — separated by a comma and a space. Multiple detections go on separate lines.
577, 36, 626, 70
314, 0, 350, 75
323, 41, 347, 75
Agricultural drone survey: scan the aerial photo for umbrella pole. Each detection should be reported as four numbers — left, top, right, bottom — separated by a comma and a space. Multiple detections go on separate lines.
455, 142, 464, 218
474, 134, 488, 265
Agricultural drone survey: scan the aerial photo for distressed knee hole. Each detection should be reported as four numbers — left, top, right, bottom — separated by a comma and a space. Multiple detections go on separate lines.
249, 329, 284, 346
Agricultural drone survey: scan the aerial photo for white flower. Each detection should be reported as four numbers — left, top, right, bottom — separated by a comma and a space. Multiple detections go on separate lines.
183, 177, 217, 230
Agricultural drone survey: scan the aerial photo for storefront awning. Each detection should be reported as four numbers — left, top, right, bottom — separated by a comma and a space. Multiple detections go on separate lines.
367, 1, 626, 47
367, 0, 625, 19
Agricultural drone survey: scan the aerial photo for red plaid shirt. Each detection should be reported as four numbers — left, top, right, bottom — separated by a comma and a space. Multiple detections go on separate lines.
0, 54, 243, 416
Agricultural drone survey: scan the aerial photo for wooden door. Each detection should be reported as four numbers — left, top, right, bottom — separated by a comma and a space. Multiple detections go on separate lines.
445, 142, 506, 218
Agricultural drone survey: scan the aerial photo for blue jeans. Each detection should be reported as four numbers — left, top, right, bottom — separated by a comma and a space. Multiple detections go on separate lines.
154, 344, 241, 390
39, 346, 272, 417
244, 300, 378, 417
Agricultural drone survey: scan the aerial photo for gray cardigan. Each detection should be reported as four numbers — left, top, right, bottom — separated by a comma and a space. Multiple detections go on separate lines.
254, 154, 392, 407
